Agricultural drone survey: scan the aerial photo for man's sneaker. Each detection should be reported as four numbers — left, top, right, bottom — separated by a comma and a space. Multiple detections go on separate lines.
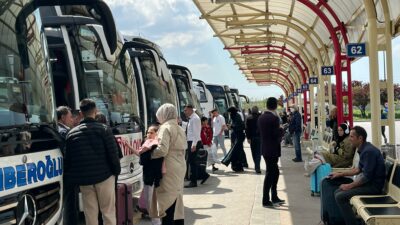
272, 198, 285, 205
292, 158, 303, 162
262, 201, 275, 208
212, 166, 219, 172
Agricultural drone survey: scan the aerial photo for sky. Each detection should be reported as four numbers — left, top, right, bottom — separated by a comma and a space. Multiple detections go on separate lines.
104, 0, 400, 100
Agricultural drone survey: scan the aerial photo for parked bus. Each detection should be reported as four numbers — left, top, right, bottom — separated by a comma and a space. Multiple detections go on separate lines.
41, 4, 143, 200
0, 1, 111, 224
121, 37, 178, 133
168, 64, 203, 120
192, 79, 215, 118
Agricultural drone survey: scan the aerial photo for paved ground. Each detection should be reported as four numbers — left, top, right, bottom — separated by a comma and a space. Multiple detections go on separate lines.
354, 121, 400, 144
135, 140, 322, 225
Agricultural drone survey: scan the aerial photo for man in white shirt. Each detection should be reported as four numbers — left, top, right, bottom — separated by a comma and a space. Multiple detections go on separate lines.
211, 108, 227, 156
184, 105, 209, 188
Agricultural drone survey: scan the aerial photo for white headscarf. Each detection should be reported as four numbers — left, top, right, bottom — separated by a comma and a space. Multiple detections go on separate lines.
156, 103, 178, 124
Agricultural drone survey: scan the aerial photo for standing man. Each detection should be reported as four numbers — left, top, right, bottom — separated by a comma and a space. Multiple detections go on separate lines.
57, 106, 77, 225
57, 106, 74, 139
330, 126, 386, 225
65, 99, 121, 225
289, 105, 303, 162
211, 108, 227, 157
246, 106, 261, 174
258, 97, 284, 208
184, 104, 209, 188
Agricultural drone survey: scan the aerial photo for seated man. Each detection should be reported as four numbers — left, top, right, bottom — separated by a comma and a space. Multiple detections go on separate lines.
329, 126, 386, 225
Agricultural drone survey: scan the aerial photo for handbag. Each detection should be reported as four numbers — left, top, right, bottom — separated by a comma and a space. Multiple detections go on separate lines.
196, 148, 208, 166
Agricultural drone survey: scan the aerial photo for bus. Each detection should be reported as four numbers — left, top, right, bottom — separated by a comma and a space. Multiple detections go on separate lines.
40, 4, 143, 199
168, 64, 203, 120
206, 84, 230, 121
121, 37, 178, 133
192, 78, 215, 118
0, 1, 111, 224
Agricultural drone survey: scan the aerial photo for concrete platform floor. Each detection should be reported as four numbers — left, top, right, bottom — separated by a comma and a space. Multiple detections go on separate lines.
135, 141, 322, 225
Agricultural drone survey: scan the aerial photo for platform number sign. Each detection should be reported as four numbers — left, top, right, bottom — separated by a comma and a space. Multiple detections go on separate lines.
321, 66, 334, 76
309, 77, 318, 84
301, 84, 309, 91
297, 88, 302, 94
346, 43, 366, 57
294, 92, 298, 96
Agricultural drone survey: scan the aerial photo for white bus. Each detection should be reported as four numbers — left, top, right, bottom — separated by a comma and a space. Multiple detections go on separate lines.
41, 4, 143, 199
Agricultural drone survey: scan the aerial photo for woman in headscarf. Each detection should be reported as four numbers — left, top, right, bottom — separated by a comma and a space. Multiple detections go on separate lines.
146, 103, 187, 225
320, 123, 355, 168
225, 106, 247, 172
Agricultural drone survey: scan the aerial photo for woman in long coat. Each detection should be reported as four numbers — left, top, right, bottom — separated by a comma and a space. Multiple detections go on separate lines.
148, 103, 187, 225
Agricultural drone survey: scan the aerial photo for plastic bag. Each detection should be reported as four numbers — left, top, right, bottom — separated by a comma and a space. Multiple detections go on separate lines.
304, 153, 326, 174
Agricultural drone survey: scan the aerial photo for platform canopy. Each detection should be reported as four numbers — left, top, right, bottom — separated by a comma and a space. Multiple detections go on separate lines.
193, 0, 400, 87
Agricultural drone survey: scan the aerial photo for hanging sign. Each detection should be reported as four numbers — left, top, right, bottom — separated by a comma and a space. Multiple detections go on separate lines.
301, 84, 309, 91
321, 66, 334, 76
346, 43, 366, 57
297, 88, 302, 94
309, 77, 318, 84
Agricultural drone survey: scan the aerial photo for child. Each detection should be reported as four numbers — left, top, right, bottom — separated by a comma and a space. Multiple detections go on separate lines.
137, 125, 162, 225
201, 117, 219, 172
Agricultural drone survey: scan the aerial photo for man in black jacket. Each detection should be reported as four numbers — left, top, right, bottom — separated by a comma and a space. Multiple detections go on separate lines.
65, 99, 121, 225
245, 106, 261, 174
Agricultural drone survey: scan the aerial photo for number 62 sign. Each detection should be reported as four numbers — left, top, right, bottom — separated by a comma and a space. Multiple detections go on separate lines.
346, 43, 366, 57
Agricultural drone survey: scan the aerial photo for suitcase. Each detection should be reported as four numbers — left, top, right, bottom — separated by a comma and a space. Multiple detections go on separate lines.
116, 183, 133, 225
320, 177, 353, 225
310, 163, 332, 196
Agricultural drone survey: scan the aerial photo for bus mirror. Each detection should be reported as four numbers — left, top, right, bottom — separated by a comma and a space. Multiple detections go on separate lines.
90, 24, 115, 62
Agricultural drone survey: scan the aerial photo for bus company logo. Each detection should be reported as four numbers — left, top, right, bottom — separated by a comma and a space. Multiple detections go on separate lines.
16, 194, 37, 225
116, 136, 142, 157
0, 155, 63, 191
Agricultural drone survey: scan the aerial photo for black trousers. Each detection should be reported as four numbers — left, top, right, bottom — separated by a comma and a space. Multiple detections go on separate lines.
187, 141, 200, 184
162, 200, 184, 225
62, 178, 79, 225
262, 156, 280, 203
250, 137, 261, 171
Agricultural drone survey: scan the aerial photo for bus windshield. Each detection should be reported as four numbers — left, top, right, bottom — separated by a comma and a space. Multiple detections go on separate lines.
138, 54, 175, 125
70, 25, 139, 131
0, 8, 54, 127
173, 75, 194, 115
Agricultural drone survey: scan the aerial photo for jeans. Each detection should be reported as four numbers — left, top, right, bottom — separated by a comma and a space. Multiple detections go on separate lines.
250, 137, 261, 171
213, 134, 227, 156
262, 157, 280, 203
335, 183, 381, 225
293, 131, 302, 160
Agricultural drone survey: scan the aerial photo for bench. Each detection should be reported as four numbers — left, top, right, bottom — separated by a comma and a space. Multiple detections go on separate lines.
305, 128, 333, 156
350, 158, 400, 225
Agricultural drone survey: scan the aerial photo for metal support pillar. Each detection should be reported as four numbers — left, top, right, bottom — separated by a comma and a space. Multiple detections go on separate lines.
364, 0, 382, 146
382, 0, 396, 144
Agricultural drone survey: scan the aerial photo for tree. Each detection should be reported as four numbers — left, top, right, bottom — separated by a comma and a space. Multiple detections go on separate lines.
352, 81, 369, 118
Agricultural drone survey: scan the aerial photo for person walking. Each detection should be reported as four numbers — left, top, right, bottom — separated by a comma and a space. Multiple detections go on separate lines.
201, 116, 219, 172
65, 99, 121, 225
258, 97, 284, 208
289, 105, 303, 162
329, 126, 386, 225
381, 108, 388, 144
57, 106, 78, 225
145, 103, 186, 225
184, 104, 209, 188
227, 106, 247, 172
211, 108, 227, 157
245, 106, 261, 174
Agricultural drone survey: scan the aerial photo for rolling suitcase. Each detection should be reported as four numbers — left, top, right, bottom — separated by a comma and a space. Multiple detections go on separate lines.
310, 163, 332, 196
320, 177, 352, 225
116, 183, 133, 225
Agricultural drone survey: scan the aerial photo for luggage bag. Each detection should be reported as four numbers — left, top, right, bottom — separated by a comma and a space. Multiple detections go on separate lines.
116, 183, 133, 225
310, 163, 332, 196
320, 177, 352, 225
